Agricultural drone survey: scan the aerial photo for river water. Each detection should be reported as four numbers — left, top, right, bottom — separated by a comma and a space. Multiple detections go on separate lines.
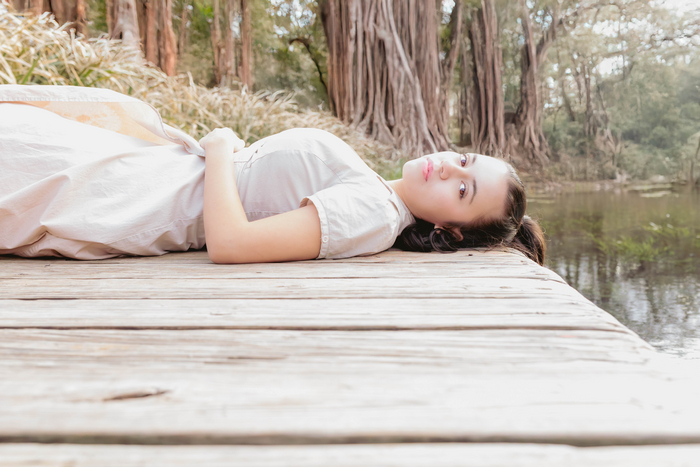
529, 184, 700, 359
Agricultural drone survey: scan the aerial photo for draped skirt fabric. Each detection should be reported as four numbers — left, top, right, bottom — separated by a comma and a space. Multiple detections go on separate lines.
0, 86, 207, 259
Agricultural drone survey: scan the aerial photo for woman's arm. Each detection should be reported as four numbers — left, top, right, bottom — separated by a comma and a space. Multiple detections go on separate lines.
201, 129, 322, 264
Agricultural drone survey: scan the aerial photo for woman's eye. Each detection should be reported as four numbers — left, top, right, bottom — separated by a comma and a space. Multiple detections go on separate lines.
460, 154, 467, 166
459, 181, 466, 199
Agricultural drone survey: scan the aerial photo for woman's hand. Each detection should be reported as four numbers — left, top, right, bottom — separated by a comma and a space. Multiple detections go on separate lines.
200, 128, 245, 155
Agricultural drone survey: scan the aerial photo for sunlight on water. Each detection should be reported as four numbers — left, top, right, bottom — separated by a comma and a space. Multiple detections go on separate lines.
529, 185, 700, 359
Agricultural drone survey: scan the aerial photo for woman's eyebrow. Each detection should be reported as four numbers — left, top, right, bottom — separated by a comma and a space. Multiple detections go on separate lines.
469, 154, 478, 204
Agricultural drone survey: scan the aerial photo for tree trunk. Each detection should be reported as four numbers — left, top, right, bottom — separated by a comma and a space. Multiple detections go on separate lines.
393, 0, 452, 151
210, 0, 223, 84
11, 0, 46, 18
143, 0, 178, 75
112, 0, 141, 50
516, 3, 542, 158
220, 0, 236, 87
320, 0, 450, 157
437, 0, 463, 149
465, 0, 506, 156
178, 0, 190, 58
16, 0, 87, 36
159, 0, 178, 76
29, 0, 44, 17
457, 35, 473, 147
145, 0, 158, 64
692, 138, 700, 186
556, 47, 575, 122
74, 0, 87, 36
582, 63, 594, 137
561, 78, 576, 122
50, 0, 68, 24
106, 0, 114, 36
513, 0, 557, 164
240, 0, 253, 89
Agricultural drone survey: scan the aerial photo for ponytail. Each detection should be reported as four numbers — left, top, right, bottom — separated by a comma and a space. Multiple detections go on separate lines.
511, 215, 546, 266
393, 218, 459, 252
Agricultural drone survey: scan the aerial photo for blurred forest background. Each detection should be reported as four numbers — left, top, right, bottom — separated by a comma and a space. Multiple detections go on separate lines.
2, 0, 700, 182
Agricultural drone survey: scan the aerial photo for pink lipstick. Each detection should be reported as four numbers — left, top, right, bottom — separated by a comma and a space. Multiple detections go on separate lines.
423, 158, 433, 181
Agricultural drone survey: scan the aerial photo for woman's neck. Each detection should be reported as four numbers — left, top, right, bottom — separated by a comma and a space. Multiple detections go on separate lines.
386, 179, 409, 209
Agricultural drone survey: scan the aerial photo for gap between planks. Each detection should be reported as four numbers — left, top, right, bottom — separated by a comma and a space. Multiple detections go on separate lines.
3, 433, 700, 448
2, 443, 700, 467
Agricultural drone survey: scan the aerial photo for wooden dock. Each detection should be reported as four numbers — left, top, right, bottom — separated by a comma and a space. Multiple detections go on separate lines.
1, 249, 700, 465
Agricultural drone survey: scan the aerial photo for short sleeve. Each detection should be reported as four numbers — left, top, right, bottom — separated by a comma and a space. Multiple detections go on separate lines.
301, 184, 401, 259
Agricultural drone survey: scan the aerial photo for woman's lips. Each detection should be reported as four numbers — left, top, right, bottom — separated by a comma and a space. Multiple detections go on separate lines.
423, 158, 433, 181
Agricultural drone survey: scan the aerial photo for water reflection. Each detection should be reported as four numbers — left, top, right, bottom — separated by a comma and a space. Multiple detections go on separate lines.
530, 186, 700, 359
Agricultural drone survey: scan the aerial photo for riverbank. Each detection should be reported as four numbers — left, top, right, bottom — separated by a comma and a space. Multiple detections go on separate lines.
525, 176, 698, 196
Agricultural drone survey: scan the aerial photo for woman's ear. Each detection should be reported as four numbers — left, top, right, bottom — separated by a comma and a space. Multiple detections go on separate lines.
435, 224, 463, 242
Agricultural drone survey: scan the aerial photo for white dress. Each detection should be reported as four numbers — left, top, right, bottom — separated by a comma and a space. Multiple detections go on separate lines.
0, 85, 414, 260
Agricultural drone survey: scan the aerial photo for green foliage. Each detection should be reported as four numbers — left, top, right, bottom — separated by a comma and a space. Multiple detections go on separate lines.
589, 221, 699, 265
612, 236, 667, 262
544, 56, 700, 180
174, 0, 217, 85
538, 0, 700, 181
86, 0, 108, 35
258, 0, 328, 108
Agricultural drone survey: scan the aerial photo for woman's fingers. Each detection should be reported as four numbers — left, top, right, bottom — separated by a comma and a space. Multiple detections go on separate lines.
200, 128, 245, 153
232, 137, 245, 152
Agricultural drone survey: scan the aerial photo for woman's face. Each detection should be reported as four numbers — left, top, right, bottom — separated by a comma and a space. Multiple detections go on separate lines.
400, 152, 510, 229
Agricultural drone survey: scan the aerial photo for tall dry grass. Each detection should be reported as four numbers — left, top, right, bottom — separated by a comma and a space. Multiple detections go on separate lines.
0, 6, 404, 177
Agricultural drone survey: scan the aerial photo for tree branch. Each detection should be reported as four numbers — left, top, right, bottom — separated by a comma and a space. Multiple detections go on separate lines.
289, 37, 329, 99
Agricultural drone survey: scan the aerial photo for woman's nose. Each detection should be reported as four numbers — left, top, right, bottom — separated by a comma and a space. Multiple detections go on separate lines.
439, 160, 459, 180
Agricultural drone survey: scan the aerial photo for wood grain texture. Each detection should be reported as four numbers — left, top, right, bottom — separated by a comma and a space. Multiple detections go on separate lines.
0, 298, 625, 331
0, 248, 698, 454
0, 251, 565, 299
0, 276, 581, 300
0, 262, 561, 280
0, 250, 554, 278
2, 443, 700, 467
2, 329, 699, 445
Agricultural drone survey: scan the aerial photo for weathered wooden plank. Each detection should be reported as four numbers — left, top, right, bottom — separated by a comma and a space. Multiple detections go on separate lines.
0, 276, 577, 300
0, 261, 561, 281
0, 249, 529, 265
0, 329, 653, 366
3, 329, 698, 446
3, 248, 694, 450
2, 443, 700, 467
0, 298, 625, 331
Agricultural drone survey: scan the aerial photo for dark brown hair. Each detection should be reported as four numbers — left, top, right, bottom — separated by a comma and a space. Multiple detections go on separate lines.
393, 164, 546, 266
